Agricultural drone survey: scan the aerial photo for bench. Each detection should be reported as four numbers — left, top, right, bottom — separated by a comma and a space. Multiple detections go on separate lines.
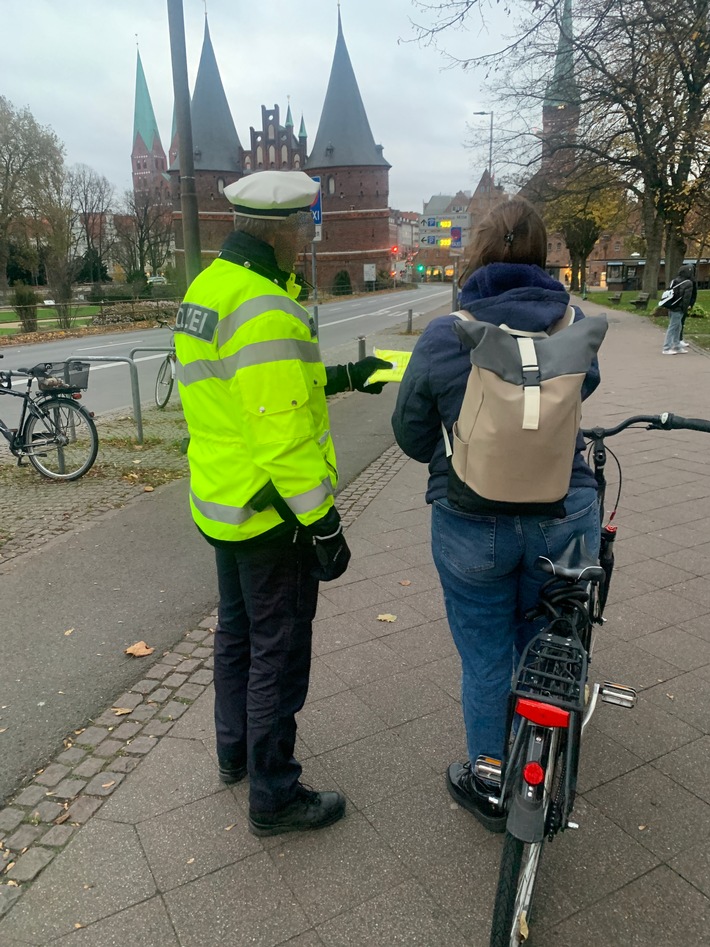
608, 292, 622, 303
631, 292, 650, 309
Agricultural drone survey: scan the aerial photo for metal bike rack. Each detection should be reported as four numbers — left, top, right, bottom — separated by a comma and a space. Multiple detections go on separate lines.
68, 348, 173, 445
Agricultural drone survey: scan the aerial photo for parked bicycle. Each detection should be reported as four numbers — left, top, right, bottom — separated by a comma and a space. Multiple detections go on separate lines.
0, 355, 98, 481
485, 411, 710, 947
154, 319, 177, 409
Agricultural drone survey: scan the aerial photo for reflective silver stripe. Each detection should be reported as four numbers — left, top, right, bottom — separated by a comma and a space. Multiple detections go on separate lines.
218, 296, 311, 347
283, 478, 333, 515
177, 338, 321, 386
319, 430, 331, 445
190, 489, 255, 525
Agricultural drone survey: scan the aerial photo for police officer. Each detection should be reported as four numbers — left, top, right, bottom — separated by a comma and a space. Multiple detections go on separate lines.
175, 170, 391, 837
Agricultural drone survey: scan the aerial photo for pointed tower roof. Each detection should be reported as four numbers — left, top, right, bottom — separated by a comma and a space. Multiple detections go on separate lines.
133, 50, 163, 153
181, 17, 241, 172
545, 0, 579, 108
299, 114, 307, 139
308, 9, 389, 168
285, 99, 294, 128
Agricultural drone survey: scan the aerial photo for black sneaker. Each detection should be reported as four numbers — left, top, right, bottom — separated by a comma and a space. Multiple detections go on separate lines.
218, 762, 247, 785
248, 784, 346, 837
446, 761, 506, 833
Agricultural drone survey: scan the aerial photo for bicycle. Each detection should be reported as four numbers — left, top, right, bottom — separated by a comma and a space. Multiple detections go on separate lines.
154, 319, 177, 409
0, 355, 99, 481
484, 411, 710, 947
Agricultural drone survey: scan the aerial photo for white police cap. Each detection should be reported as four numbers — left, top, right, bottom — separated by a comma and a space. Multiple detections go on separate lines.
223, 170, 320, 219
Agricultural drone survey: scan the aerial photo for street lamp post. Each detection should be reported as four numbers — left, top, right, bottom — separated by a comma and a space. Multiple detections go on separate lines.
472, 110, 494, 206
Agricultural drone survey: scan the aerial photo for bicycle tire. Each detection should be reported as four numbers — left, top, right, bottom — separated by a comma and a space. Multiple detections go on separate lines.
489, 831, 545, 947
23, 398, 98, 481
155, 356, 174, 409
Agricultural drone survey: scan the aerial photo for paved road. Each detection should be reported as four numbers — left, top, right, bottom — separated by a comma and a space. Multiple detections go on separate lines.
0, 300, 450, 805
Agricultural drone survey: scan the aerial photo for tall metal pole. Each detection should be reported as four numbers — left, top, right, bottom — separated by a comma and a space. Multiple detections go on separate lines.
488, 111, 494, 207
310, 242, 319, 334
167, 0, 202, 286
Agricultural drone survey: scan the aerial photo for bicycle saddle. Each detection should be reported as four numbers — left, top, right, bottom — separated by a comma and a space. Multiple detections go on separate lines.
537, 534, 605, 583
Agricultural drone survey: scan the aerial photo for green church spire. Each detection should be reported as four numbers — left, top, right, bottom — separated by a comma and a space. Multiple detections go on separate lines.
133, 50, 162, 152
545, 0, 579, 109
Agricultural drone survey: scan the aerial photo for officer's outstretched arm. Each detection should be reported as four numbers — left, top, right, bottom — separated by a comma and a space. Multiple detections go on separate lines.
324, 357, 393, 396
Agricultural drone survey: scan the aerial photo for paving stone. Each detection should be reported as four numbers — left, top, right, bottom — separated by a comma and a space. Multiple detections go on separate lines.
38, 824, 76, 847
174, 682, 204, 701
84, 772, 125, 797
162, 672, 188, 689
192, 646, 213, 659
161, 652, 186, 666
73, 757, 105, 779
109, 757, 141, 774
12, 785, 46, 808
188, 669, 214, 686
0, 883, 23, 919
123, 736, 159, 755
653, 735, 710, 803
173, 642, 197, 655
94, 739, 124, 758
56, 747, 87, 766
140, 720, 174, 738
297, 691, 387, 755
203, 656, 214, 670
49, 896, 180, 946
131, 678, 159, 695
111, 693, 143, 711
147, 687, 171, 703
6, 846, 55, 881
127, 704, 157, 723
137, 790, 260, 891
96, 738, 221, 823
175, 658, 200, 674
50, 778, 87, 801
29, 801, 64, 823
63, 795, 103, 824
5, 823, 45, 851
163, 852, 310, 946
110, 722, 143, 741
188, 625, 212, 639
34, 762, 71, 787
74, 727, 109, 749
145, 664, 173, 680
159, 701, 188, 721
0, 819, 156, 942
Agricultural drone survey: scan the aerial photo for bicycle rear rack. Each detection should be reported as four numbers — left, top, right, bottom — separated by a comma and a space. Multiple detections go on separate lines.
514, 632, 587, 711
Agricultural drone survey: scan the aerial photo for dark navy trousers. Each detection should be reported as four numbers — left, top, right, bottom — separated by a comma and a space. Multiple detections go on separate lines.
213, 532, 319, 813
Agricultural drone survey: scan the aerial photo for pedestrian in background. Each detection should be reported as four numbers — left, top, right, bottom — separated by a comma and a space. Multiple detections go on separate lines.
391, 196, 601, 832
662, 263, 696, 354
175, 170, 390, 837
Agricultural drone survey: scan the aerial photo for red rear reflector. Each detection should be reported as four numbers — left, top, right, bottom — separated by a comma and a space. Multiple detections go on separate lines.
71, 392, 81, 400
515, 697, 570, 728
522, 761, 545, 786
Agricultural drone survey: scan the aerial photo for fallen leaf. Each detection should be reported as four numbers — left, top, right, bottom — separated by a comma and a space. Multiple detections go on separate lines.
6, 879, 19, 887
224, 823, 237, 831
638, 824, 647, 831
124, 641, 154, 657
74, 924, 83, 929
143, 485, 155, 493
64, 628, 74, 636
5, 861, 16, 872
519, 911, 529, 940
55, 810, 71, 825
111, 708, 132, 716
0, 728, 7, 734
377, 613, 397, 622
187, 857, 195, 864
101, 781, 115, 789
399, 580, 411, 586
666, 693, 675, 700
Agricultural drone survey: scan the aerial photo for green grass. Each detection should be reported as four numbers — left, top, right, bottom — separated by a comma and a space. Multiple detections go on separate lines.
594, 288, 710, 350
0, 305, 100, 325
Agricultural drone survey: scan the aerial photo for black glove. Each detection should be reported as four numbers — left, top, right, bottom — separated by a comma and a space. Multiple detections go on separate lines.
346, 356, 393, 394
307, 507, 351, 582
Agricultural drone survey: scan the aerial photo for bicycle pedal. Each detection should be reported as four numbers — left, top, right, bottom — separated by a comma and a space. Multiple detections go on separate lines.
600, 682, 637, 709
473, 755, 502, 786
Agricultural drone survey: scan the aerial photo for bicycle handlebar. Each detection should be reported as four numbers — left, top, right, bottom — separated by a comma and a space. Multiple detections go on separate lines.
581, 412, 710, 440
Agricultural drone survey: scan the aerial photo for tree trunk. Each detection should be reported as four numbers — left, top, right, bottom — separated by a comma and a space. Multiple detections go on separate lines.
642, 202, 663, 297
665, 225, 687, 285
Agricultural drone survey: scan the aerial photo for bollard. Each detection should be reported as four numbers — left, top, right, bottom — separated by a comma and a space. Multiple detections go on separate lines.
407, 309, 413, 333
313, 304, 319, 335
357, 336, 366, 360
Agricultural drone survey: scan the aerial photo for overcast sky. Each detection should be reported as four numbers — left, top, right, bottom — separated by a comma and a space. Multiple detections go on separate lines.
3, 1, 514, 211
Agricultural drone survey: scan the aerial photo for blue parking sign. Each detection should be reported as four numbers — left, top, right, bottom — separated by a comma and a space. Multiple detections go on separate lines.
451, 227, 462, 248
311, 176, 322, 225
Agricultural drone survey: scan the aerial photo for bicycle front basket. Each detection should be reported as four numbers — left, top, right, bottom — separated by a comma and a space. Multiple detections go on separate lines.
37, 360, 90, 391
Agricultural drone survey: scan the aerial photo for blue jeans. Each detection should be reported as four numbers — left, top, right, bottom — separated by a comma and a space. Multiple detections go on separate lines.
663, 309, 683, 350
431, 487, 600, 765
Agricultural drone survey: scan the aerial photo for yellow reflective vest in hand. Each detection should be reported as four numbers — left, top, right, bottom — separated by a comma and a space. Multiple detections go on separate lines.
175, 258, 337, 542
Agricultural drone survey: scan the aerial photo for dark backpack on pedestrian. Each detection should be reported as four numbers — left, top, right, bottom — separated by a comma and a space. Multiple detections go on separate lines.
658, 278, 691, 312
444, 307, 608, 517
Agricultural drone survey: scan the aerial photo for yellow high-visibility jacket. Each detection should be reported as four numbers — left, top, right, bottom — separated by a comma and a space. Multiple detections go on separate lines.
175, 255, 337, 542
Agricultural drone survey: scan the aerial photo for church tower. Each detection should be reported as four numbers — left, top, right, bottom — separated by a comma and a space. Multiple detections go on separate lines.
540, 0, 579, 180
131, 50, 170, 203
306, 7, 391, 293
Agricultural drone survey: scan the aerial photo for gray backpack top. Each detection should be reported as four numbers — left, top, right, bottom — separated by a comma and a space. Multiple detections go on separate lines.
445, 307, 608, 517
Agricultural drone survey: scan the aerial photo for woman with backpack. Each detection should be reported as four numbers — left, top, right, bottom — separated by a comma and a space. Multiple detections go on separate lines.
391, 196, 603, 832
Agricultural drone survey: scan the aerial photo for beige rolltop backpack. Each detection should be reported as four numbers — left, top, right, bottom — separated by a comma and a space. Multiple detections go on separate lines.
444, 307, 608, 517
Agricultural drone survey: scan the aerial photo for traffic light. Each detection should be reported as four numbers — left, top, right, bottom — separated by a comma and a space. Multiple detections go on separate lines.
417, 264, 425, 273
390, 245, 399, 255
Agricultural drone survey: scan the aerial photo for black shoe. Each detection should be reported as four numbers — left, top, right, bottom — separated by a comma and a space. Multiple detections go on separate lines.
446, 761, 506, 833
248, 784, 346, 837
218, 762, 247, 785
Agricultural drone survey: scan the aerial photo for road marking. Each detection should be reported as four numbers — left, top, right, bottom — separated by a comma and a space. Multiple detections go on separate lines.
75, 339, 145, 351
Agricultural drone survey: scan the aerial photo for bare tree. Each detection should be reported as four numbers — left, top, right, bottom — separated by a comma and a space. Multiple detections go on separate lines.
73, 164, 114, 284
0, 97, 64, 290
113, 189, 173, 285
